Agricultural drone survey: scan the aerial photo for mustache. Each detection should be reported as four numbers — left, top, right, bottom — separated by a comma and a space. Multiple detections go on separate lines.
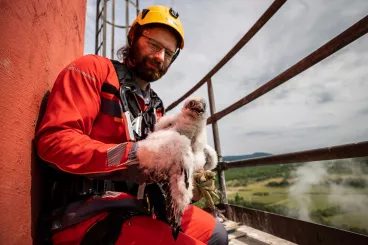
146, 58, 164, 71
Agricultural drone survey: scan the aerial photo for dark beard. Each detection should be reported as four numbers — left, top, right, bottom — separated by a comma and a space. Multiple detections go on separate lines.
129, 44, 168, 82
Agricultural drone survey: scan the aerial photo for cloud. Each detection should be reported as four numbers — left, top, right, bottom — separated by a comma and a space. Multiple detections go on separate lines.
359, 108, 368, 116
84, 0, 368, 156
314, 91, 334, 104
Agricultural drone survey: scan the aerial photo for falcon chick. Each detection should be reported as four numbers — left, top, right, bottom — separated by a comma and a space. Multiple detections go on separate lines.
155, 97, 218, 171
136, 97, 218, 239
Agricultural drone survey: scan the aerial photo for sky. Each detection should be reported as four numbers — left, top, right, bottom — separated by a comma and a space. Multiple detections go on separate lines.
84, 0, 368, 156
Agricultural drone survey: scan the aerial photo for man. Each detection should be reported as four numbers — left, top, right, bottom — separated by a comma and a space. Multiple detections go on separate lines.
35, 5, 228, 245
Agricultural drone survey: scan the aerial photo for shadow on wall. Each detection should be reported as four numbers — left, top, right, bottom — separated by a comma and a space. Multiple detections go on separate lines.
31, 91, 51, 245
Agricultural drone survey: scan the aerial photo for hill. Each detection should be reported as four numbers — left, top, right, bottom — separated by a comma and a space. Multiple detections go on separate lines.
223, 152, 272, 161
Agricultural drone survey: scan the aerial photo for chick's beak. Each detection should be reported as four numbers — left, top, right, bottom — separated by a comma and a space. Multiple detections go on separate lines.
188, 101, 206, 114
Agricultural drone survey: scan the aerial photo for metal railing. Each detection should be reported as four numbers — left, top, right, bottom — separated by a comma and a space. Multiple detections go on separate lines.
95, 0, 139, 59
166, 0, 368, 200
167, 0, 290, 204
166, 1, 368, 243
221, 204, 368, 245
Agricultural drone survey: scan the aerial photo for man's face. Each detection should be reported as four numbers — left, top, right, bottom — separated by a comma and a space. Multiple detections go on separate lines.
131, 27, 178, 82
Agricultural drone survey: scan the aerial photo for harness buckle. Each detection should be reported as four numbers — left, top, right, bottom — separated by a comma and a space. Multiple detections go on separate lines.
132, 115, 143, 138
123, 111, 135, 141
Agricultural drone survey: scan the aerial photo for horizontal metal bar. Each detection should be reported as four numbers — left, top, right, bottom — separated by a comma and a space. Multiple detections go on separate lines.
98, 7, 104, 20
96, 24, 103, 36
221, 141, 368, 169
220, 204, 368, 245
207, 14, 368, 125
106, 20, 131, 29
128, 0, 137, 7
96, 42, 103, 53
165, 0, 287, 112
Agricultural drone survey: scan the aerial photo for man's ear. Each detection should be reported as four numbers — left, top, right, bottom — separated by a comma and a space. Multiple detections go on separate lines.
128, 25, 144, 46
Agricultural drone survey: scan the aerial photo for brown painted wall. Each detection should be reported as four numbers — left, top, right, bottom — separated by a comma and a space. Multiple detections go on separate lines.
0, 1, 87, 244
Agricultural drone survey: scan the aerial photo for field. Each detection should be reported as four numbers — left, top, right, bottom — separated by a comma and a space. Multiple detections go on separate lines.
222, 158, 368, 235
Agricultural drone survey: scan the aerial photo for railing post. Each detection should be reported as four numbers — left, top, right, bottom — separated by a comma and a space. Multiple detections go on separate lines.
207, 78, 227, 204
111, 0, 115, 59
102, 0, 107, 57
95, 0, 100, 55
125, 0, 129, 40
136, 0, 139, 16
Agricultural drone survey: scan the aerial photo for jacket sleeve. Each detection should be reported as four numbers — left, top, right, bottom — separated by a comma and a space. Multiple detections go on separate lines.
34, 55, 135, 176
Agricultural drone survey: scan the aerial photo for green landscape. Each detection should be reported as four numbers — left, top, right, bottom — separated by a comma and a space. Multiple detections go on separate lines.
219, 155, 368, 235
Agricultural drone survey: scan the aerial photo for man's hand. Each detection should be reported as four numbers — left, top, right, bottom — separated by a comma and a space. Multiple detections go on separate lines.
135, 130, 193, 175
126, 143, 169, 184
128, 130, 192, 184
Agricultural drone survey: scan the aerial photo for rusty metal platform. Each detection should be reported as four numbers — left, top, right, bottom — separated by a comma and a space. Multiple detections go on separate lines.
220, 204, 368, 245
224, 220, 296, 245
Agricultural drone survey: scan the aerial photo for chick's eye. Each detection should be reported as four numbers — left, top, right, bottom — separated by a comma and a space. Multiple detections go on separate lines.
189, 101, 195, 107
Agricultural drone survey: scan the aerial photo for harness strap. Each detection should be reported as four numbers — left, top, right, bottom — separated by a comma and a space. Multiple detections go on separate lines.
109, 59, 165, 140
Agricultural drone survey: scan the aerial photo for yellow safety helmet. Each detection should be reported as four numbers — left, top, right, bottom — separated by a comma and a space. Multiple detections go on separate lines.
128, 5, 185, 49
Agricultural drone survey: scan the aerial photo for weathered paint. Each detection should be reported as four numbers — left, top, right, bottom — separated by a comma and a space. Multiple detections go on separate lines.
0, 1, 86, 244
221, 204, 368, 245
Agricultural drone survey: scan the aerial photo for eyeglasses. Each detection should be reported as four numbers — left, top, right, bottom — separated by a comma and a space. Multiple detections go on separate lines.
141, 34, 177, 62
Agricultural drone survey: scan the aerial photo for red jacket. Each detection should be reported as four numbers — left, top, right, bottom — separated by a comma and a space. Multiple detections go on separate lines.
35, 54, 162, 176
